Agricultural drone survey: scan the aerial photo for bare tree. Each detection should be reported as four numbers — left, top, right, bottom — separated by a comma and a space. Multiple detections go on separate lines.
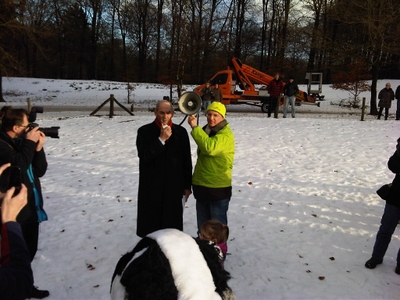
333, 0, 400, 114
302, 0, 325, 71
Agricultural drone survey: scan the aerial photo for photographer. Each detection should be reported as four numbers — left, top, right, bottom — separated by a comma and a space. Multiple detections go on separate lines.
0, 107, 49, 298
0, 163, 33, 300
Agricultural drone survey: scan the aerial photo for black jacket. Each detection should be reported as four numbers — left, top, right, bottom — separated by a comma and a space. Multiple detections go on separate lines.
388, 150, 400, 196
0, 132, 47, 224
283, 81, 299, 97
395, 85, 400, 100
0, 222, 34, 300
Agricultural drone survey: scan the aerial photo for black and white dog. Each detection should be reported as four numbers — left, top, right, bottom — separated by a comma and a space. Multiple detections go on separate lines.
110, 229, 235, 300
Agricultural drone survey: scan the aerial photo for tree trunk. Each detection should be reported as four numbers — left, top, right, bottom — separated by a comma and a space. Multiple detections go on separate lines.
0, 73, 5, 102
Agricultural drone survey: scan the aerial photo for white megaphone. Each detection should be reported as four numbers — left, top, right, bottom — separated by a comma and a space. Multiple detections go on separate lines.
178, 92, 203, 115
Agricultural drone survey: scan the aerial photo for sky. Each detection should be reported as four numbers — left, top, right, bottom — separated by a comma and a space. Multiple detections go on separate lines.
1, 77, 400, 300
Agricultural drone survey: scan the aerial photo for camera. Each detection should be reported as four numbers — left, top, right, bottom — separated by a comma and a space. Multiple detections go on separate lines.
28, 123, 60, 139
0, 166, 21, 194
28, 106, 60, 139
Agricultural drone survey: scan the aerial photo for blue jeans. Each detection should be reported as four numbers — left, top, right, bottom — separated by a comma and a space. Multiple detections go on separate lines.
371, 203, 400, 262
203, 100, 211, 113
283, 95, 295, 118
196, 198, 230, 231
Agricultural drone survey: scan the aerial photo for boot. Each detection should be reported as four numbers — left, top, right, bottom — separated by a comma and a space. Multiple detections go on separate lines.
30, 286, 50, 299
365, 257, 383, 269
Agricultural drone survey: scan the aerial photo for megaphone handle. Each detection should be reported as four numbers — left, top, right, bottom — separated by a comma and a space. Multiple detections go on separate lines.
178, 114, 188, 126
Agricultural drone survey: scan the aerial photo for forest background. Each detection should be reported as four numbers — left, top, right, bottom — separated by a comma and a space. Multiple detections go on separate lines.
1, 0, 400, 113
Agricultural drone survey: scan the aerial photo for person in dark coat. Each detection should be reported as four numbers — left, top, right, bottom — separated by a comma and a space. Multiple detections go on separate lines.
201, 82, 214, 112
283, 77, 299, 118
136, 100, 192, 237
0, 164, 33, 300
267, 73, 285, 117
0, 107, 49, 298
377, 83, 395, 120
213, 83, 223, 102
365, 137, 400, 274
395, 85, 400, 121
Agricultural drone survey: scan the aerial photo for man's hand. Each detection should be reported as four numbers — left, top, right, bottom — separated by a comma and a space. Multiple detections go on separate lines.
25, 126, 41, 143
183, 189, 192, 201
0, 163, 11, 175
159, 124, 172, 142
188, 115, 198, 128
1, 184, 28, 223
36, 130, 46, 151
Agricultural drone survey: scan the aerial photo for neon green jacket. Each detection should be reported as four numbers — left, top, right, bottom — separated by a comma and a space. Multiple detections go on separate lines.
191, 123, 234, 188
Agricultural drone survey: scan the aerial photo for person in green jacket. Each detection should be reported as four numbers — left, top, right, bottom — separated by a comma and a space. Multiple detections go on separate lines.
188, 102, 235, 232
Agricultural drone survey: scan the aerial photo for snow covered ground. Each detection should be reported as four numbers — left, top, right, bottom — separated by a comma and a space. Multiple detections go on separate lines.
2, 77, 400, 299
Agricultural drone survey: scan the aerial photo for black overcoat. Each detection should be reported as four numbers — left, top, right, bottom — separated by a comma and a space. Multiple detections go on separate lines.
136, 121, 192, 237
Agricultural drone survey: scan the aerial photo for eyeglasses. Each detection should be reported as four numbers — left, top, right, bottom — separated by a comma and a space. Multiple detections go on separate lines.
18, 124, 29, 128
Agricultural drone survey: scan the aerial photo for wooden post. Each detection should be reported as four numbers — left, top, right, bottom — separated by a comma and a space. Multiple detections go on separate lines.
109, 94, 115, 118
27, 98, 31, 112
90, 94, 134, 118
360, 97, 366, 121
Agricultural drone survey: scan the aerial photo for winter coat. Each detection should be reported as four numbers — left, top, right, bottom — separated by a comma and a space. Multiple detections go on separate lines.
201, 87, 214, 101
191, 121, 234, 189
378, 87, 394, 108
136, 121, 192, 237
213, 88, 223, 102
0, 132, 47, 224
388, 150, 400, 198
283, 81, 299, 97
0, 222, 34, 300
395, 85, 400, 100
268, 79, 285, 97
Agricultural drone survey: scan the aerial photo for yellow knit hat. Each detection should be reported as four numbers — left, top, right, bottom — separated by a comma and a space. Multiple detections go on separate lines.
206, 102, 226, 118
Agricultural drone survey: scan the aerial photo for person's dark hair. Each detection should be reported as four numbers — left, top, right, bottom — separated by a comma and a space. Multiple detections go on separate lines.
0, 106, 12, 119
1, 107, 29, 132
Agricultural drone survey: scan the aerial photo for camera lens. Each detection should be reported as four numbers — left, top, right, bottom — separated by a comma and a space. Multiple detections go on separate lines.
40, 127, 60, 139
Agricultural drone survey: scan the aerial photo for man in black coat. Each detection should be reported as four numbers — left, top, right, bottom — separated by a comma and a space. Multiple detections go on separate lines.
0, 163, 33, 300
377, 83, 394, 120
0, 107, 49, 298
395, 85, 400, 121
283, 77, 299, 118
365, 137, 400, 274
136, 100, 192, 237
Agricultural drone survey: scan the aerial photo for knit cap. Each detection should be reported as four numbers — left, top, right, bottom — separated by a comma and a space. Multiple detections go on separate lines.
207, 102, 226, 118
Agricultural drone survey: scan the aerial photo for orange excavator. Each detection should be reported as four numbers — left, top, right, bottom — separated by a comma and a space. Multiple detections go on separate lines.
193, 57, 324, 113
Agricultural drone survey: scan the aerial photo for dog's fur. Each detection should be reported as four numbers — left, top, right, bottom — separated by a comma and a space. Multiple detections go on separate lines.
110, 229, 235, 300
